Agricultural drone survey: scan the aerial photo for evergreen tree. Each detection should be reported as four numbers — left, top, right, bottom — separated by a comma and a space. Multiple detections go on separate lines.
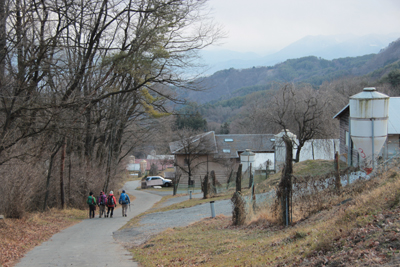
175, 103, 207, 131
219, 122, 230, 134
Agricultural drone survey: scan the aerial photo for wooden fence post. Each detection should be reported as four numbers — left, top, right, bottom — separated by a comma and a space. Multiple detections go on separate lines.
236, 164, 242, 193
203, 173, 209, 199
335, 151, 341, 193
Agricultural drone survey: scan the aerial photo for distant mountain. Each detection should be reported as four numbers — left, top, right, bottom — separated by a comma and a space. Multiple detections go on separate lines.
200, 33, 400, 75
185, 37, 400, 104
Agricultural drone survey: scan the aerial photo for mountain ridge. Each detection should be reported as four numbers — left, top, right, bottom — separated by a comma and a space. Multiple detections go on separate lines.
200, 33, 400, 75
185, 37, 400, 104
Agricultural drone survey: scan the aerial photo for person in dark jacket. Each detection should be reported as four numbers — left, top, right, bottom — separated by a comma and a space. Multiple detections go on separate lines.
119, 189, 131, 217
97, 191, 107, 218
106, 191, 117, 218
87, 192, 97, 219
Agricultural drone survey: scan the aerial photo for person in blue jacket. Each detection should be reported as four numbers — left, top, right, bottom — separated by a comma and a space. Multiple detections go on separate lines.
119, 189, 131, 217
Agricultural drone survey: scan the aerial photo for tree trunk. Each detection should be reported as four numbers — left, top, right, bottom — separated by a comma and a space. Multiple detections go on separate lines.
294, 144, 302, 163
173, 172, 181, 196
248, 163, 253, 188
84, 107, 92, 195
236, 164, 242, 193
59, 137, 66, 209
68, 153, 72, 205
280, 135, 293, 226
0, 0, 6, 83
226, 170, 233, 190
211, 170, 216, 194
44, 145, 62, 210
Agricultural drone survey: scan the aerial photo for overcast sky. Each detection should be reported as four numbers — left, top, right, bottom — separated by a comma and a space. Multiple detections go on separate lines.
206, 0, 400, 54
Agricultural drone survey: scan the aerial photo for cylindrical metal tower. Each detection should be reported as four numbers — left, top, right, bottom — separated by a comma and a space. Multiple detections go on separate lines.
350, 87, 389, 173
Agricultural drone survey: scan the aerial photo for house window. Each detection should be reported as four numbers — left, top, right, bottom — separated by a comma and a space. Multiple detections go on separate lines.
224, 138, 233, 142
345, 131, 349, 146
223, 149, 230, 153
184, 158, 189, 166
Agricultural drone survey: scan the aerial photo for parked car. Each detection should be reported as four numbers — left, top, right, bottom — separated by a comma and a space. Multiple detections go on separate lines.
145, 176, 173, 187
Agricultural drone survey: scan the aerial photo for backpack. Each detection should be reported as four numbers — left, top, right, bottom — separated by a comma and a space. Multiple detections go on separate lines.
99, 195, 106, 205
122, 193, 128, 204
87, 196, 95, 205
108, 195, 114, 206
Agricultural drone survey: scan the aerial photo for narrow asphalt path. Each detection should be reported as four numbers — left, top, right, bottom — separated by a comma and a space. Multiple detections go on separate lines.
16, 180, 161, 267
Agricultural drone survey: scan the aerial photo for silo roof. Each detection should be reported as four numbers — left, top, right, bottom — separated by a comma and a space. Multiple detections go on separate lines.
350, 87, 389, 100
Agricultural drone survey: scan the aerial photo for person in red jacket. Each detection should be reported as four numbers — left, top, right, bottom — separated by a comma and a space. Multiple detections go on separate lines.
106, 191, 117, 218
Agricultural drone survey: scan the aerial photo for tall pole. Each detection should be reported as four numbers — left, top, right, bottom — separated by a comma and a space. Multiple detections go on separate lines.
207, 154, 209, 177
372, 119, 375, 169
348, 119, 352, 167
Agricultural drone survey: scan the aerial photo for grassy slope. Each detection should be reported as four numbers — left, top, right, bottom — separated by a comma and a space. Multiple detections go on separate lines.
130, 161, 400, 266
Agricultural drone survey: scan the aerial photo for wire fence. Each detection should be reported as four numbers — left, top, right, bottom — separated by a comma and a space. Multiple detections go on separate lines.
170, 153, 400, 225
234, 153, 400, 224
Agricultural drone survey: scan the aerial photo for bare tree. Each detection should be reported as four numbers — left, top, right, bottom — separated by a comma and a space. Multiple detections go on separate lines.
267, 84, 331, 162
0, 0, 224, 162
170, 129, 216, 187
0, 0, 224, 213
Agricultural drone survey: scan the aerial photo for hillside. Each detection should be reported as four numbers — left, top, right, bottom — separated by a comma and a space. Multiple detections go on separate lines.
187, 38, 400, 104
200, 33, 399, 76
131, 161, 400, 266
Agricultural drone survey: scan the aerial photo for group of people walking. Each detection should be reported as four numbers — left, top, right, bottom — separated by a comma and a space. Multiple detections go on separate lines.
87, 190, 131, 219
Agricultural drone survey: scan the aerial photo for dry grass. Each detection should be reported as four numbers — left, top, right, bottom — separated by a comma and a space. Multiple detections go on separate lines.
258, 159, 347, 190
130, 167, 400, 266
0, 208, 86, 267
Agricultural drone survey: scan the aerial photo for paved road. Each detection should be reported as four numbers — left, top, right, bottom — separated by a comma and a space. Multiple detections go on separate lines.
16, 181, 161, 267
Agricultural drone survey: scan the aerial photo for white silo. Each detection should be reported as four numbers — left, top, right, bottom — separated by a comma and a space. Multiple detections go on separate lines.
350, 87, 389, 173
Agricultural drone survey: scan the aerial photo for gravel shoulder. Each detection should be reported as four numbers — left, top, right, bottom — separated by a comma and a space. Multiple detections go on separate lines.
114, 190, 277, 247
114, 197, 233, 246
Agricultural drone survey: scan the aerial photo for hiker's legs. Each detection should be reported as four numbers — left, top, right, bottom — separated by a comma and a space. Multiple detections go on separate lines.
99, 205, 105, 218
106, 206, 111, 217
110, 207, 114, 217
122, 204, 128, 216
89, 205, 95, 218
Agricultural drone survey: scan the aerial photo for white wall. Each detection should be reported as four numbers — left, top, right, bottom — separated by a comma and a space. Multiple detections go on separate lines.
254, 153, 275, 170
241, 152, 275, 173
275, 138, 339, 172
299, 139, 339, 161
